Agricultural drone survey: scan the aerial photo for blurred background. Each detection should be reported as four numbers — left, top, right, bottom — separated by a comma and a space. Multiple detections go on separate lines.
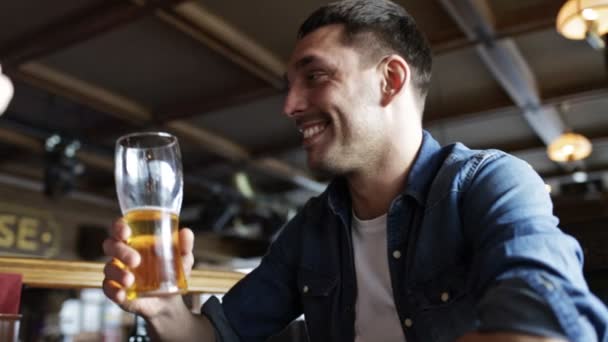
0, 0, 607, 340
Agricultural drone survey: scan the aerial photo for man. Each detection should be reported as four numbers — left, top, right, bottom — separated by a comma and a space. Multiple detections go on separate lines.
102, 0, 608, 341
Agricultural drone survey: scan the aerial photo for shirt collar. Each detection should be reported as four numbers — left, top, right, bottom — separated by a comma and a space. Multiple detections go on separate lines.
327, 130, 444, 215
402, 130, 444, 205
327, 177, 351, 222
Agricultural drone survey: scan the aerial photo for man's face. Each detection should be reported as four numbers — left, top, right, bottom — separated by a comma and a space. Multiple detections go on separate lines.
283, 25, 386, 175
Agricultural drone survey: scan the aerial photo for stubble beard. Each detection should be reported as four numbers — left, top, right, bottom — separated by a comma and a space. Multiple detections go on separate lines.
307, 136, 377, 181
306, 145, 342, 181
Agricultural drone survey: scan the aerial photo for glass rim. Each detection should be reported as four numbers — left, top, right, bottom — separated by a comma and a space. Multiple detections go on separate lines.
116, 131, 177, 149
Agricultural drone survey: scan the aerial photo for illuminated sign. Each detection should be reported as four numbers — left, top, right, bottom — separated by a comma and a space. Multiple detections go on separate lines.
0, 202, 60, 257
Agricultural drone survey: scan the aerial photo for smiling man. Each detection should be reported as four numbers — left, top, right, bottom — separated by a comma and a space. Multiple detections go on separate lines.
102, 1, 608, 341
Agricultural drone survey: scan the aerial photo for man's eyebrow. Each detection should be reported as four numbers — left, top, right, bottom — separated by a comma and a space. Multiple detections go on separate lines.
294, 55, 317, 70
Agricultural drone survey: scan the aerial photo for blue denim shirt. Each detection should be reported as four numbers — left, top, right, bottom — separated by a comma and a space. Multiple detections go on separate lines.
202, 131, 608, 342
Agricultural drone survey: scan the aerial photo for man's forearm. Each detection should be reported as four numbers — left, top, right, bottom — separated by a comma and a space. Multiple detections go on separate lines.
145, 296, 216, 342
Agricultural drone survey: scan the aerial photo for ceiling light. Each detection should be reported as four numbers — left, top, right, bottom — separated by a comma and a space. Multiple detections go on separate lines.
557, 0, 608, 48
572, 171, 589, 182
547, 132, 593, 162
0, 65, 14, 116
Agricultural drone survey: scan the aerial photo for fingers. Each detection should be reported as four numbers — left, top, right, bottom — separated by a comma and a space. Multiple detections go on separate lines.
110, 217, 131, 241
102, 278, 127, 304
104, 259, 134, 288
179, 228, 195, 273
103, 237, 141, 268
179, 227, 194, 255
103, 217, 140, 267
102, 259, 132, 305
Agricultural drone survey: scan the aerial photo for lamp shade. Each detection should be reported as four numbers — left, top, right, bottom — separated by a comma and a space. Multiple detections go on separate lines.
0, 65, 14, 115
547, 132, 593, 162
557, 0, 608, 39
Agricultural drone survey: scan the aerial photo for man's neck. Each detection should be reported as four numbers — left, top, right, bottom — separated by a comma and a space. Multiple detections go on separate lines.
347, 129, 423, 220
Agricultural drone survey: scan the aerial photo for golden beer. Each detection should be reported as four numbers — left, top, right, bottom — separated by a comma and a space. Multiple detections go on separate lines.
124, 207, 187, 299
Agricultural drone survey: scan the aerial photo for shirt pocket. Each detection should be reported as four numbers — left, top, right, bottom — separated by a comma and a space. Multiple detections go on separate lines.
297, 267, 339, 341
411, 265, 477, 341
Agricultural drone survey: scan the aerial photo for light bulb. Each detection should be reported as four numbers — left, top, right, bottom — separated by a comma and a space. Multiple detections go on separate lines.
0, 65, 14, 116
561, 144, 575, 158
582, 8, 599, 21
572, 171, 588, 183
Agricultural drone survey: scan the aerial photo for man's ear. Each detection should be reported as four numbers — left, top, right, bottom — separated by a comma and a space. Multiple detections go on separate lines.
380, 55, 410, 106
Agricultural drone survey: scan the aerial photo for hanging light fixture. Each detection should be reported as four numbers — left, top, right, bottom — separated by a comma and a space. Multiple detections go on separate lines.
557, 0, 608, 49
0, 64, 14, 116
547, 132, 593, 162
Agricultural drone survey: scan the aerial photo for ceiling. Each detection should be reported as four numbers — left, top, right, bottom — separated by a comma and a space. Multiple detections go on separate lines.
1, 0, 607, 267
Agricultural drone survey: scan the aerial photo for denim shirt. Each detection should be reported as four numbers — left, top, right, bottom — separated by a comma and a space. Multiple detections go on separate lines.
202, 131, 608, 342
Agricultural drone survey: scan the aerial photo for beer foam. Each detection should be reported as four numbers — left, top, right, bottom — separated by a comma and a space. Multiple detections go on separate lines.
124, 206, 178, 215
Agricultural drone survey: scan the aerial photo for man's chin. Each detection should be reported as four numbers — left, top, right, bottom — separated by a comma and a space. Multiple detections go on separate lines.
307, 157, 337, 181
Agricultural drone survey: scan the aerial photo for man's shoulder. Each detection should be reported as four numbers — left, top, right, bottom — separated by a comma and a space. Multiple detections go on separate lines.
441, 142, 507, 166
430, 142, 527, 193
438, 141, 530, 175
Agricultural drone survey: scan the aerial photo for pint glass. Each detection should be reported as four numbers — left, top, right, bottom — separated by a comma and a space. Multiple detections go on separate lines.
115, 132, 187, 299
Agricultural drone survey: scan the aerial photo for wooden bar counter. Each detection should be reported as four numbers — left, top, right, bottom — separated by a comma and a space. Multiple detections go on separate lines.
0, 256, 244, 293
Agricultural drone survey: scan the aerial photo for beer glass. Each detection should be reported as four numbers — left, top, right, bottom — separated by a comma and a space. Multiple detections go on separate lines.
115, 132, 187, 299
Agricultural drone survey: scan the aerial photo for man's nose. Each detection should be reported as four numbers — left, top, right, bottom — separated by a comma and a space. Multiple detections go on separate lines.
283, 86, 307, 118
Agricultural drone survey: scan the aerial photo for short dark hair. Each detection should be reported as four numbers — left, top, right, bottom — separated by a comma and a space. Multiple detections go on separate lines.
298, 0, 433, 103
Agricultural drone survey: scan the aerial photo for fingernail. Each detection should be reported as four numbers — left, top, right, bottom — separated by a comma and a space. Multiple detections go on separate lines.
125, 273, 134, 287
117, 290, 126, 303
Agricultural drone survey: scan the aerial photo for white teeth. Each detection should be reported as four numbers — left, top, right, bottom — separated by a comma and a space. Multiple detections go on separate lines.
301, 124, 326, 139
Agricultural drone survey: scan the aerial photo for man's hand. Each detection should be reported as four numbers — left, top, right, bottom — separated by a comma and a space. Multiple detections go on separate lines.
457, 332, 567, 342
101, 218, 195, 319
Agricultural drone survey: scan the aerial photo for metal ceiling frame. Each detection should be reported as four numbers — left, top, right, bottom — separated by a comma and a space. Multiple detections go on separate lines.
438, 0, 588, 175
440, 0, 566, 142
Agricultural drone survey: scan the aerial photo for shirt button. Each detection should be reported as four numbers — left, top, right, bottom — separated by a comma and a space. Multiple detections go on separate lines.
440, 292, 450, 302
302, 285, 309, 293
392, 250, 402, 259
404, 318, 413, 328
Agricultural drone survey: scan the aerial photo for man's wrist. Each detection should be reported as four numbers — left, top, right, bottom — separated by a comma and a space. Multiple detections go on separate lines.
144, 295, 191, 341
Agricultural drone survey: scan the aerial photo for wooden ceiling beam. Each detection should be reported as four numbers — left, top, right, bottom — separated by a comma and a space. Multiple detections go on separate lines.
424, 82, 608, 125
156, 2, 285, 89
0, 0, 185, 67
493, 1, 563, 38
472, 126, 608, 155
14, 62, 153, 124
0, 126, 42, 151
156, 86, 278, 123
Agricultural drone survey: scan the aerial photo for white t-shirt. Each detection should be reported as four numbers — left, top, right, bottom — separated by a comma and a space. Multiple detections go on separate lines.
352, 212, 406, 342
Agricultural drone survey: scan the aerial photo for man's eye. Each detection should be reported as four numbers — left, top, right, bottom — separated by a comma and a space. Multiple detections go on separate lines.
306, 72, 325, 82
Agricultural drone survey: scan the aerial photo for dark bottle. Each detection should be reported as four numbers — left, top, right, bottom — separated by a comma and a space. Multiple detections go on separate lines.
128, 315, 151, 342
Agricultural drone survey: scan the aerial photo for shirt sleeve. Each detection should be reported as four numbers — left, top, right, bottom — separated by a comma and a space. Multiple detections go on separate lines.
461, 151, 608, 341
477, 278, 581, 339
201, 295, 239, 342
200, 207, 308, 342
